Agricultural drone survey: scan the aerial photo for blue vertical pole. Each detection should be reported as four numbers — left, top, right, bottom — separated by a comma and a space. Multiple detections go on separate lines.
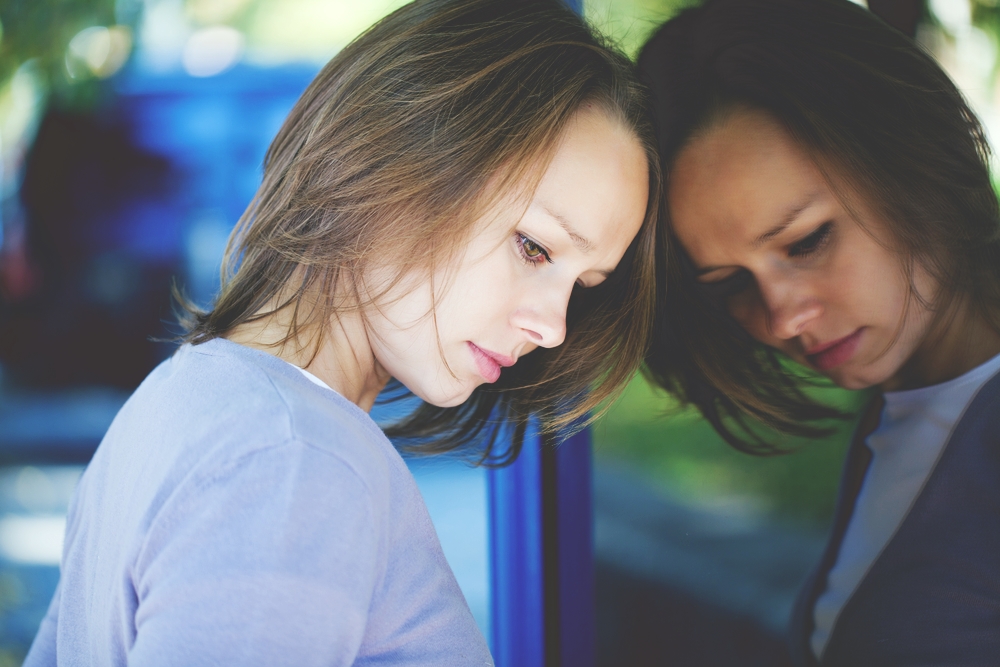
487, 427, 595, 667
488, 431, 545, 667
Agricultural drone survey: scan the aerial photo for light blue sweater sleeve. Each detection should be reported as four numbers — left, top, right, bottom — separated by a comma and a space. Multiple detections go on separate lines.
129, 442, 381, 666
25, 441, 389, 667
23, 339, 492, 667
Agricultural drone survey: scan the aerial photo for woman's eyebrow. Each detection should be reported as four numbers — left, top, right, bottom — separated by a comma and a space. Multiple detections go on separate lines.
751, 191, 822, 248
541, 204, 593, 252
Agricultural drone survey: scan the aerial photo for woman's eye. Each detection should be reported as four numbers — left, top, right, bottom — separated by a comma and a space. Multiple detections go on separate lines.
700, 269, 753, 299
789, 221, 833, 258
516, 233, 552, 264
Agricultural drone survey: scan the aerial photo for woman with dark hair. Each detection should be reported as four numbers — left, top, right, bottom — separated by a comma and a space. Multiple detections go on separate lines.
25, 1, 660, 664
639, 0, 1000, 664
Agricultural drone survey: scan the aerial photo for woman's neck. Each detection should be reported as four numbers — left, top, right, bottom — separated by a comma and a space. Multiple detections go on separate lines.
887, 298, 1000, 392
226, 308, 389, 412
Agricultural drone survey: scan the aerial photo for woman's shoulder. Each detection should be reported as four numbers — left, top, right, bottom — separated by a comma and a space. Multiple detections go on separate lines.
69, 340, 411, 579
101, 339, 400, 502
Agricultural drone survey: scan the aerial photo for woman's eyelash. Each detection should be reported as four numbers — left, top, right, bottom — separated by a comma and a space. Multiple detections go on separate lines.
515, 233, 552, 265
789, 221, 833, 257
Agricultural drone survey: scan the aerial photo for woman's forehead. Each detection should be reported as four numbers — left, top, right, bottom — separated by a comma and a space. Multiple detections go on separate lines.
668, 111, 820, 245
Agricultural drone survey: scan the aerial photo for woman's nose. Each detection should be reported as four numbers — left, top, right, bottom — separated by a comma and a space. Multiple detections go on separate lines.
758, 275, 822, 341
511, 286, 570, 349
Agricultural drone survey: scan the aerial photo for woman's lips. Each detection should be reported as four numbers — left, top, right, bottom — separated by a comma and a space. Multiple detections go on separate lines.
806, 329, 863, 372
468, 343, 514, 383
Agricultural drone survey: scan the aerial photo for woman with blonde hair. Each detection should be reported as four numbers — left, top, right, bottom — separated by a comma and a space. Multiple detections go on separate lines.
26, 1, 660, 664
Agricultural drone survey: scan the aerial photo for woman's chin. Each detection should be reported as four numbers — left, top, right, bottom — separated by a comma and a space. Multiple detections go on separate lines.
411, 384, 477, 409
830, 377, 868, 391
821, 367, 881, 392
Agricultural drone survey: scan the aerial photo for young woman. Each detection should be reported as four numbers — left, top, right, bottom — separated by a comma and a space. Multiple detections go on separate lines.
639, 0, 1000, 664
25, 1, 660, 664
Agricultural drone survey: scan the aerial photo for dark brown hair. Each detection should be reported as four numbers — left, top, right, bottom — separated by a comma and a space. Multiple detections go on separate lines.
638, 0, 1000, 453
179, 0, 661, 463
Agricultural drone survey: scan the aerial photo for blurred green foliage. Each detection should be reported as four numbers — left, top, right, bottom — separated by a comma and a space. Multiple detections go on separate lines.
584, 0, 697, 58
593, 373, 872, 525
0, 0, 118, 85
972, 0, 1000, 86
973, 0, 1000, 37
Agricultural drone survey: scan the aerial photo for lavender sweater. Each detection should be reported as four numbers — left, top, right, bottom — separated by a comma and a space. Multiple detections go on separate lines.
24, 338, 492, 666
